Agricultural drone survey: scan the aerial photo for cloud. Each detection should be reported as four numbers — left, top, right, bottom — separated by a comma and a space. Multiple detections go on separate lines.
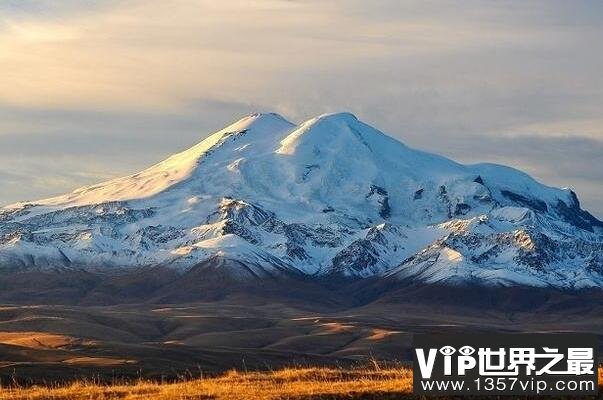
0, 0, 601, 216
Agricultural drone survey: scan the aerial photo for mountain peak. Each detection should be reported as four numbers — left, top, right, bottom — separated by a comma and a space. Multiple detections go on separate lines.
315, 112, 358, 122
245, 111, 293, 124
220, 112, 294, 134
276, 112, 365, 156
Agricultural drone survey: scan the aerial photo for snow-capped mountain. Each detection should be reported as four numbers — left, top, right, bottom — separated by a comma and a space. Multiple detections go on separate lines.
1, 112, 602, 289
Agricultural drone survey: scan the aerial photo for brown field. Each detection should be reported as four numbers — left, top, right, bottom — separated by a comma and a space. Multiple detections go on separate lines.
1, 294, 602, 398
0, 366, 601, 400
1, 300, 602, 384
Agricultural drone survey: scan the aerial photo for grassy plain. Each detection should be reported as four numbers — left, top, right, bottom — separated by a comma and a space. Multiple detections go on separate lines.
1, 366, 602, 400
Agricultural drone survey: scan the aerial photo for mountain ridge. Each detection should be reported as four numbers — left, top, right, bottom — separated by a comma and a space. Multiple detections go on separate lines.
1, 111, 601, 290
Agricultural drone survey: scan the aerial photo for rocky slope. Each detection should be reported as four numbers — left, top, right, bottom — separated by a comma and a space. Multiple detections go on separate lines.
1, 112, 602, 289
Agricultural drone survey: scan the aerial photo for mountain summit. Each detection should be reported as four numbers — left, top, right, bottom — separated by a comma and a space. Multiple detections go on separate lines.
1, 112, 602, 289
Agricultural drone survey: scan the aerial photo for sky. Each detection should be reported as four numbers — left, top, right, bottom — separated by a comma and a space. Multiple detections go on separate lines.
0, 0, 602, 217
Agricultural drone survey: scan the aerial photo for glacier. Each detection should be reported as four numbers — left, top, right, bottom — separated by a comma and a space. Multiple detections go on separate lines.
1, 112, 602, 289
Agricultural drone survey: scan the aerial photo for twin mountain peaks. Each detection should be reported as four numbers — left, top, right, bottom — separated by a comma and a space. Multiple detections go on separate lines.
1, 112, 602, 293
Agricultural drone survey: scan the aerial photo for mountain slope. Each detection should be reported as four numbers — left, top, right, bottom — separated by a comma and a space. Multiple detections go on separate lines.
0, 112, 601, 289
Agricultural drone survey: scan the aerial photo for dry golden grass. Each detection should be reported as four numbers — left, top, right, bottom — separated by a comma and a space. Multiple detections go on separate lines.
0, 366, 601, 400
0, 331, 75, 349
1, 366, 412, 400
